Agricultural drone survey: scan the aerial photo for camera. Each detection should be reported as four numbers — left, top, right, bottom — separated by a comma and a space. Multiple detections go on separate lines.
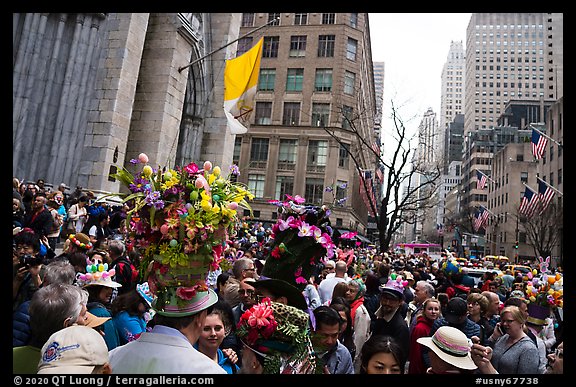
20, 254, 43, 267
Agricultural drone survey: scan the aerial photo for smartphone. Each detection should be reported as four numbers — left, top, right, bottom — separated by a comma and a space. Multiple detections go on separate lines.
498, 324, 507, 335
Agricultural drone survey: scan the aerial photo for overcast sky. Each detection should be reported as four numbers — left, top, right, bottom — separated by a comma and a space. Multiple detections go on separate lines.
369, 13, 472, 145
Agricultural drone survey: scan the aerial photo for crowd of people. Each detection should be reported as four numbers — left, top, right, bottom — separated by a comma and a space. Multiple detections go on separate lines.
12, 174, 564, 376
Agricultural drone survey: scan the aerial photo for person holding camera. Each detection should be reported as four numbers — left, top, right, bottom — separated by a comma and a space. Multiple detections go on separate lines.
13, 230, 44, 312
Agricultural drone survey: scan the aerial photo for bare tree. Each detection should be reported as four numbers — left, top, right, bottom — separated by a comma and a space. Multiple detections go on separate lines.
324, 101, 441, 253
521, 202, 562, 262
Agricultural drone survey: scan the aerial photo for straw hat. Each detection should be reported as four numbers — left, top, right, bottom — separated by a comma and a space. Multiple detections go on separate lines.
417, 326, 477, 370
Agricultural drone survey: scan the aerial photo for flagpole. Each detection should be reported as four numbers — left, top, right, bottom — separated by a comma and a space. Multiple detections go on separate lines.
522, 182, 537, 193
536, 176, 564, 196
178, 17, 279, 73
529, 123, 563, 148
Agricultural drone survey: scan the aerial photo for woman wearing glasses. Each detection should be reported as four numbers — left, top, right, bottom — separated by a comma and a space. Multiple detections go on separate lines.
470, 305, 540, 374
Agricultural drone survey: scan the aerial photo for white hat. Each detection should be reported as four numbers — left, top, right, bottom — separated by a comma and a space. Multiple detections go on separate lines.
38, 325, 109, 374
417, 326, 477, 370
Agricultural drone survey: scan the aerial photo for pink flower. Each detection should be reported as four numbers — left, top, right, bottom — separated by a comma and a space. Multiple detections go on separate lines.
176, 286, 198, 300
278, 216, 295, 231
298, 222, 313, 237
184, 162, 199, 175
285, 194, 305, 204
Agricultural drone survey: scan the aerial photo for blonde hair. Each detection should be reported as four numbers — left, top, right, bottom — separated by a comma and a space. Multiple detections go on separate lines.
501, 305, 526, 325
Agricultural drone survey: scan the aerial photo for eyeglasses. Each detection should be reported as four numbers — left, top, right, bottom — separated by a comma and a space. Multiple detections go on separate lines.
501, 319, 516, 324
243, 268, 256, 272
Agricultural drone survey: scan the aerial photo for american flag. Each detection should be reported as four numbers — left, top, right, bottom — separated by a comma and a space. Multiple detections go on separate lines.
537, 178, 555, 213
473, 206, 490, 231
531, 129, 548, 160
375, 165, 384, 183
519, 187, 538, 217
476, 170, 487, 190
359, 170, 376, 216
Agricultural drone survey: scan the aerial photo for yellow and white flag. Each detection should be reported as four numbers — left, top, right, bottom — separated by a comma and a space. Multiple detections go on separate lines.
223, 38, 263, 134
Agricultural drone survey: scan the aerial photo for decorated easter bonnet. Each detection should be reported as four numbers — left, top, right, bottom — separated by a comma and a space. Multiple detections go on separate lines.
68, 233, 93, 251
236, 298, 316, 374
260, 195, 336, 294
110, 154, 253, 317
76, 257, 122, 288
136, 282, 154, 308
379, 274, 407, 299
417, 326, 477, 370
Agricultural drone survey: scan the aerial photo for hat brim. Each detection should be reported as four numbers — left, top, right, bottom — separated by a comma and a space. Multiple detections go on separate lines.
417, 336, 477, 370
82, 279, 122, 289
252, 278, 308, 311
153, 288, 218, 317
38, 365, 97, 374
85, 312, 110, 328
379, 287, 404, 299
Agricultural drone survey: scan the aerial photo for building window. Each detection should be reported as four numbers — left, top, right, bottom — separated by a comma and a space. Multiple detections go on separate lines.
263, 36, 280, 58
232, 137, 242, 165
282, 102, 300, 126
305, 178, 325, 205
241, 13, 255, 27
346, 38, 358, 61
314, 68, 333, 91
268, 13, 280, 26
278, 139, 297, 170
249, 138, 269, 168
289, 35, 307, 57
258, 68, 276, 91
286, 68, 304, 91
321, 13, 336, 24
236, 37, 253, 56
520, 171, 528, 183
294, 13, 308, 25
336, 180, 348, 201
311, 103, 330, 127
307, 140, 327, 173
344, 71, 355, 95
342, 105, 353, 129
339, 143, 350, 168
336, 218, 343, 227
275, 175, 294, 200
247, 174, 266, 198
255, 102, 272, 125
318, 35, 335, 57
349, 13, 358, 28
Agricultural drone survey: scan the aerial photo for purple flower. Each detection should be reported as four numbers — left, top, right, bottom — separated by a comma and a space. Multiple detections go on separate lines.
129, 176, 149, 193
153, 200, 165, 210
229, 164, 241, 176
129, 158, 140, 164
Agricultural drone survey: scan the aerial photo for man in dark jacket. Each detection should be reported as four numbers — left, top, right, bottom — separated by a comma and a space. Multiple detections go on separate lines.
371, 278, 410, 358
22, 194, 53, 238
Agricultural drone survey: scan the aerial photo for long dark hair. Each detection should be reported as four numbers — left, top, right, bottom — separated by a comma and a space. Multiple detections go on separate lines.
110, 288, 147, 318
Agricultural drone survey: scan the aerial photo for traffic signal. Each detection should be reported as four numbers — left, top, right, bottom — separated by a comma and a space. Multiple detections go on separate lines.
514, 241, 519, 249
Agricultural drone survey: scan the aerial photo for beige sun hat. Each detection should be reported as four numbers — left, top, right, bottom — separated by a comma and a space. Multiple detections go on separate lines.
417, 326, 477, 370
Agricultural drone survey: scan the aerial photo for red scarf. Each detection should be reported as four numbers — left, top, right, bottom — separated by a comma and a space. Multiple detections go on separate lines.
349, 297, 364, 327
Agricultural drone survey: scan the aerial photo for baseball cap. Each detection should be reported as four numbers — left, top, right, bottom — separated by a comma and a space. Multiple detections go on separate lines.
444, 297, 468, 324
38, 325, 109, 374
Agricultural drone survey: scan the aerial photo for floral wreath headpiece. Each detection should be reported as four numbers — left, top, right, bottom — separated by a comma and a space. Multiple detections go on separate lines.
68, 234, 93, 250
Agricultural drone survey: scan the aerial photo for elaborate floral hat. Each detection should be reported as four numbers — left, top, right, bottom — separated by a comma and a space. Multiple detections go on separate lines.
525, 272, 563, 310
236, 298, 316, 374
261, 195, 335, 292
111, 153, 253, 316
